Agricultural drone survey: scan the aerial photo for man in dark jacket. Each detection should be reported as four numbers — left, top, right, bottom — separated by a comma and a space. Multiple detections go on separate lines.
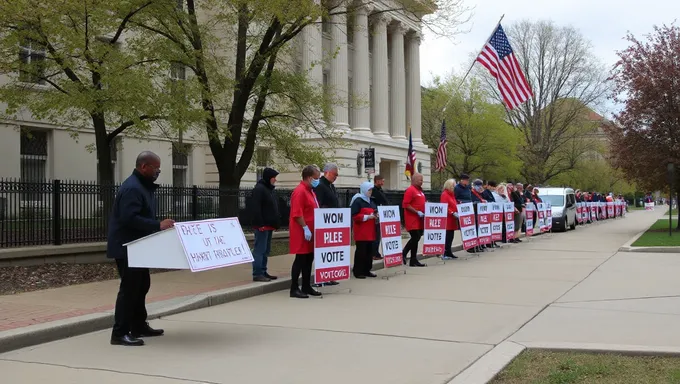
315, 163, 340, 208
454, 174, 472, 203
371, 174, 391, 260
482, 180, 495, 202
108, 151, 175, 347
249, 168, 280, 282
313, 163, 340, 286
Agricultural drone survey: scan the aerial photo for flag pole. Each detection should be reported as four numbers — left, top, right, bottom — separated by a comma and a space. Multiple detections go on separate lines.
442, 14, 505, 113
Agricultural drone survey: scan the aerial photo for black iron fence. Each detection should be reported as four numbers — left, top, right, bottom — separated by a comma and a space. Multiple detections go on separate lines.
0, 178, 441, 248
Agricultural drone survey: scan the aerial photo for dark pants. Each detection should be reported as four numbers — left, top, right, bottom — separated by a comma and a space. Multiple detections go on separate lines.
252, 229, 273, 277
290, 253, 314, 292
112, 257, 151, 337
444, 230, 455, 257
372, 221, 382, 257
402, 230, 423, 264
353, 241, 374, 277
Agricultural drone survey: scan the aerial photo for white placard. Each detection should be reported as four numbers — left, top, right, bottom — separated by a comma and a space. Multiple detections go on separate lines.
175, 218, 254, 272
314, 208, 352, 284
378, 206, 403, 268
503, 203, 515, 240
457, 202, 478, 250
423, 202, 447, 255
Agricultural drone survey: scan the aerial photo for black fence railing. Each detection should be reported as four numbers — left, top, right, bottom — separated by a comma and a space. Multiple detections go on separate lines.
0, 178, 441, 248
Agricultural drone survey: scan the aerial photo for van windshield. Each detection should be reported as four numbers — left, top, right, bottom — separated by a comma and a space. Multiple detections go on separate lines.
541, 195, 565, 207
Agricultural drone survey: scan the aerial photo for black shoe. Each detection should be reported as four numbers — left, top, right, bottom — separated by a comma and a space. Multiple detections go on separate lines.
373, 255, 383, 261
410, 262, 427, 267
353, 274, 366, 279
326, 281, 340, 286
302, 287, 323, 297
312, 283, 322, 288
290, 289, 309, 299
450, 255, 459, 259
264, 273, 278, 280
131, 324, 164, 338
253, 275, 271, 282
366, 272, 377, 278
402, 254, 408, 265
111, 334, 144, 346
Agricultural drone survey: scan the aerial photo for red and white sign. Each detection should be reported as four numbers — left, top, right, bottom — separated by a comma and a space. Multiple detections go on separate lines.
537, 203, 547, 233
600, 202, 607, 219
590, 202, 598, 222
525, 204, 535, 236
423, 202, 447, 255
175, 218, 254, 272
504, 203, 515, 241
490, 203, 503, 242
378, 206, 403, 268
477, 203, 492, 245
546, 202, 553, 230
607, 202, 614, 218
576, 203, 583, 224
314, 208, 351, 284
457, 202, 478, 250
645, 202, 655, 211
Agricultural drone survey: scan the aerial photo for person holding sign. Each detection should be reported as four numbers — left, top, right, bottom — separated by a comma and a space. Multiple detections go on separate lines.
108, 151, 175, 347
350, 182, 379, 278
401, 173, 427, 267
440, 179, 459, 259
289, 165, 322, 299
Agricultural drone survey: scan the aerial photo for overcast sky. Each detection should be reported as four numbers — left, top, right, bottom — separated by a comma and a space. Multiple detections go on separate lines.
420, 0, 680, 116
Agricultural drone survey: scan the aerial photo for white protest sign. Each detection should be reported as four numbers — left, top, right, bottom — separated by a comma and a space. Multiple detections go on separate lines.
423, 202, 447, 255
504, 203, 515, 241
175, 218, 254, 272
314, 208, 352, 284
546, 202, 553, 230
490, 203, 503, 242
378, 206, 403, 268
457, 202, 478, 250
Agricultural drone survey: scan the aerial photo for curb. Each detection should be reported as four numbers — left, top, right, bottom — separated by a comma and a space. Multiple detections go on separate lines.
519, 341, 680, 357
0, 242, 482, 354
447, 341, 526, 384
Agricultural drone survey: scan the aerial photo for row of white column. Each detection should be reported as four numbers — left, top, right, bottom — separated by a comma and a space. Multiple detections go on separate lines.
300, 4, 422, 144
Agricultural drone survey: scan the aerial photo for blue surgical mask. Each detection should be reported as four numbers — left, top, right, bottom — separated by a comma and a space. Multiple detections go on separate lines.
311, 178, 320, 188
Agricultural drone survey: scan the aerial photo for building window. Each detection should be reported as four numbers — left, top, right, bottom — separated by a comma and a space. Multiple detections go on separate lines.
172, 142, 191, 187
255, 147, 271, 181
19, 40, 46, 84
20, 129, 48, 201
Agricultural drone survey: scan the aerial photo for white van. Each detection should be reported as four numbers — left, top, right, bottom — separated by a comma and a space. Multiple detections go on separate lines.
535, 187, 577, 232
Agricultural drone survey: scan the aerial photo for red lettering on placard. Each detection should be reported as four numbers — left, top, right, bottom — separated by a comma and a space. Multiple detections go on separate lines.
315, 266, 350, 283
315, 228, 351, 247
424, 218, 444, 230
383, 254, 402, 268
381, 223, 400, 238
423, 245, 445, 255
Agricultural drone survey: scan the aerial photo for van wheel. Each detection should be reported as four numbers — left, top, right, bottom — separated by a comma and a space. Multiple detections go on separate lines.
570, 218, 577, 230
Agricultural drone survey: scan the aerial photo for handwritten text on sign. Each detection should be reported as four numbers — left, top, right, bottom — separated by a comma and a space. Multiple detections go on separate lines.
423, 202, 447, 255
477, 203, 492, 245
314, 208, 352, 283
378, 206, 403, 268
457, 202, 478, 250
176, 218, 254, 272
504, 203, 515, 240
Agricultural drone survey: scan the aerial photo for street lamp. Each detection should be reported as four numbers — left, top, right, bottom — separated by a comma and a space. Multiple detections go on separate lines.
668, 163, 675, 236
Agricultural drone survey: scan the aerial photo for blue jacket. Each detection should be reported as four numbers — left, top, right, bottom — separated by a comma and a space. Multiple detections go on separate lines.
106, 170, 161, 259
482, 190, 495, 202
454, 183, 472, 203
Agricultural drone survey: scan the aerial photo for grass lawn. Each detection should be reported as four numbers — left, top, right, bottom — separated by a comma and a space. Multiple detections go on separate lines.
632, 218, 680, 247
491, 350, 680, 384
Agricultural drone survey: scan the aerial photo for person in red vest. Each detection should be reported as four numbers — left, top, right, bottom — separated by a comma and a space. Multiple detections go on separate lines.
440, 178, 459, 260
401, 173, 427, 267
289, 165, 323, 299
350, 181, 378, 278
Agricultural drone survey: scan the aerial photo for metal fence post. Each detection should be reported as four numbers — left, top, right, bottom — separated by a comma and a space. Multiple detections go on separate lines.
192, 185, 199, 220
52, 179, 62, 245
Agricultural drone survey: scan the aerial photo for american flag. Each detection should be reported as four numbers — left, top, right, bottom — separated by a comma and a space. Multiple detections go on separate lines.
476, 24, 532, 110
404, 131, 416, 178
435, 120, 447, 172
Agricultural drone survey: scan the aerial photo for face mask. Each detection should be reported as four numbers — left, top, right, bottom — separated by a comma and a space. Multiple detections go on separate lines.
311, 178, 320, 188
474, 186, 483, 192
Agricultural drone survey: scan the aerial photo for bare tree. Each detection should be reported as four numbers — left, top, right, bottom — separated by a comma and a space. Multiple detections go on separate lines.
478, 20, 610, 184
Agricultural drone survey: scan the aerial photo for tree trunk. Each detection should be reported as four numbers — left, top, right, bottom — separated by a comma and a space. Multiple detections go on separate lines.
92, 112, 115, 224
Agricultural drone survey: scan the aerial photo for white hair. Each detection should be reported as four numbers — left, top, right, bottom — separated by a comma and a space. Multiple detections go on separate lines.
323, 163, 338, 173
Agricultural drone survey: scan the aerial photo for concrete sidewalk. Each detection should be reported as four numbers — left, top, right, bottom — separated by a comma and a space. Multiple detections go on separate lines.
0, 210, 669, 384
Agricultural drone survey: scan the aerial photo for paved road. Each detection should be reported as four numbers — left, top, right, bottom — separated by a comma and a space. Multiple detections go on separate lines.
0, 210, 672, 384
